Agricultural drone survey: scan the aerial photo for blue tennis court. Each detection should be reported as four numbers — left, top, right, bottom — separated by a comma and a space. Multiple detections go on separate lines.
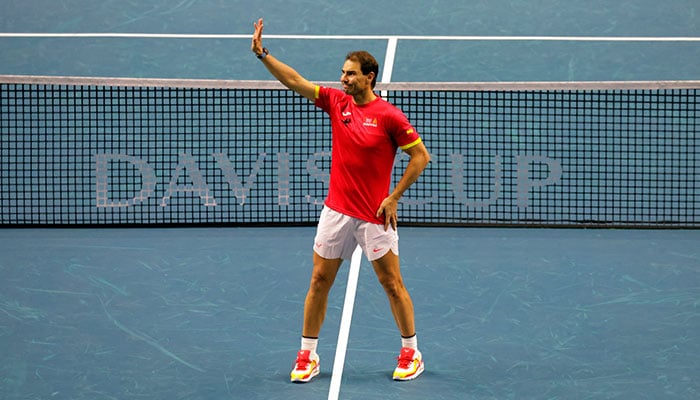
1, 0, 700, 81
2, 227, 699, 399
1, 1, 699, 399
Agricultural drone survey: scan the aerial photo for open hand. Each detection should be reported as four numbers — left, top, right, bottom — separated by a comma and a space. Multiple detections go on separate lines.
376, 196, 399, 231
251, 18, 264, 55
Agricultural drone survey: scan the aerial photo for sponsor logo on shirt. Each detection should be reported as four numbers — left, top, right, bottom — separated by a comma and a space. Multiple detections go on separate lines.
341, 111, 352, 125
363, 117, 378, 127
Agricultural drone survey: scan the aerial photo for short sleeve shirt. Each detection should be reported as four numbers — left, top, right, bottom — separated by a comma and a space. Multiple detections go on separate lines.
314, 86, 422, 224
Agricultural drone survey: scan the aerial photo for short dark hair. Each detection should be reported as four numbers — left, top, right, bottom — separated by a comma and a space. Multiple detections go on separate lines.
346, 51, 379, 89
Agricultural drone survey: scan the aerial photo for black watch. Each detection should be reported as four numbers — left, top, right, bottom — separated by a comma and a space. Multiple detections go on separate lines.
256, 48, 269, 59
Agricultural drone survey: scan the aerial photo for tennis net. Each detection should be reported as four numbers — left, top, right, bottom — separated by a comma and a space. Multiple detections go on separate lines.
1, 75, 698, 227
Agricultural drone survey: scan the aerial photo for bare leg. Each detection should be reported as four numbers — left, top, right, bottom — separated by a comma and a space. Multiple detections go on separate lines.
302, 252, 343, 338
371, 251, 416, 337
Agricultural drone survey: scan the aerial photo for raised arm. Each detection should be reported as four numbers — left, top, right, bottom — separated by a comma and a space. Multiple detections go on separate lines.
252, 18, 317, 101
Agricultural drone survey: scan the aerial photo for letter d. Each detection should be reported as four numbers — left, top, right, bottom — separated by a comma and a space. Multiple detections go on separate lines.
95, 153, 156, 207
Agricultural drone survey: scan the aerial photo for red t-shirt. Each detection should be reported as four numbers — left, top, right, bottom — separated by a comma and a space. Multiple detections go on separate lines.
314, 86, 422, 224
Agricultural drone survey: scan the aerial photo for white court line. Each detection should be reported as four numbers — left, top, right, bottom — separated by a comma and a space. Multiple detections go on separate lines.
1, 32, 699, 41
327, 245, 362, 400
381, 37, 398, 84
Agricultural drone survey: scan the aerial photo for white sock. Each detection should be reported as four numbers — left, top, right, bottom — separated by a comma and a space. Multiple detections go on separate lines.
301, 336, 318, 356
401, 334, 418, 350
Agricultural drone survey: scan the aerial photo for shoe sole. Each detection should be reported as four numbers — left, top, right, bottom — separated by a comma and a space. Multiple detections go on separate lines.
291, 366, 320, 383
393, 361, 424, 381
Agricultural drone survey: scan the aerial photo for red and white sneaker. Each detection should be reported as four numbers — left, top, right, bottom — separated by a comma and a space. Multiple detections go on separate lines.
290, 350, 320, 383
392, 347, 424, 381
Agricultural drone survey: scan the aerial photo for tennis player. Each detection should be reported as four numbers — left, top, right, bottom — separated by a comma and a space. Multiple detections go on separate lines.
252, 18, 430, 382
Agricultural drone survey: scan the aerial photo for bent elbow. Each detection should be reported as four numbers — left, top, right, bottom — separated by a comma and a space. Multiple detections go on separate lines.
423, 150, 431, 165
418, 147, 431, 168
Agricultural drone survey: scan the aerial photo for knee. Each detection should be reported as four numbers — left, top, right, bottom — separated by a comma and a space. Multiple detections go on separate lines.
378, 276, 406, 299
309, 271, 335, 294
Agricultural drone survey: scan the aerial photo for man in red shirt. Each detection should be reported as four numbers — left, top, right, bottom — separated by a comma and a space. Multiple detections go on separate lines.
252, 18, 430, 382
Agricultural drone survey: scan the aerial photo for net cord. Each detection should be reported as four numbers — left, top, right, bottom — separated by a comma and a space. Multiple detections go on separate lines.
2, 74, 700, 91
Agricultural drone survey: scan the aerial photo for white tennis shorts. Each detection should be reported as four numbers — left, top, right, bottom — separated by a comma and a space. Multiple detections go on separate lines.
313, 206, 399, 261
